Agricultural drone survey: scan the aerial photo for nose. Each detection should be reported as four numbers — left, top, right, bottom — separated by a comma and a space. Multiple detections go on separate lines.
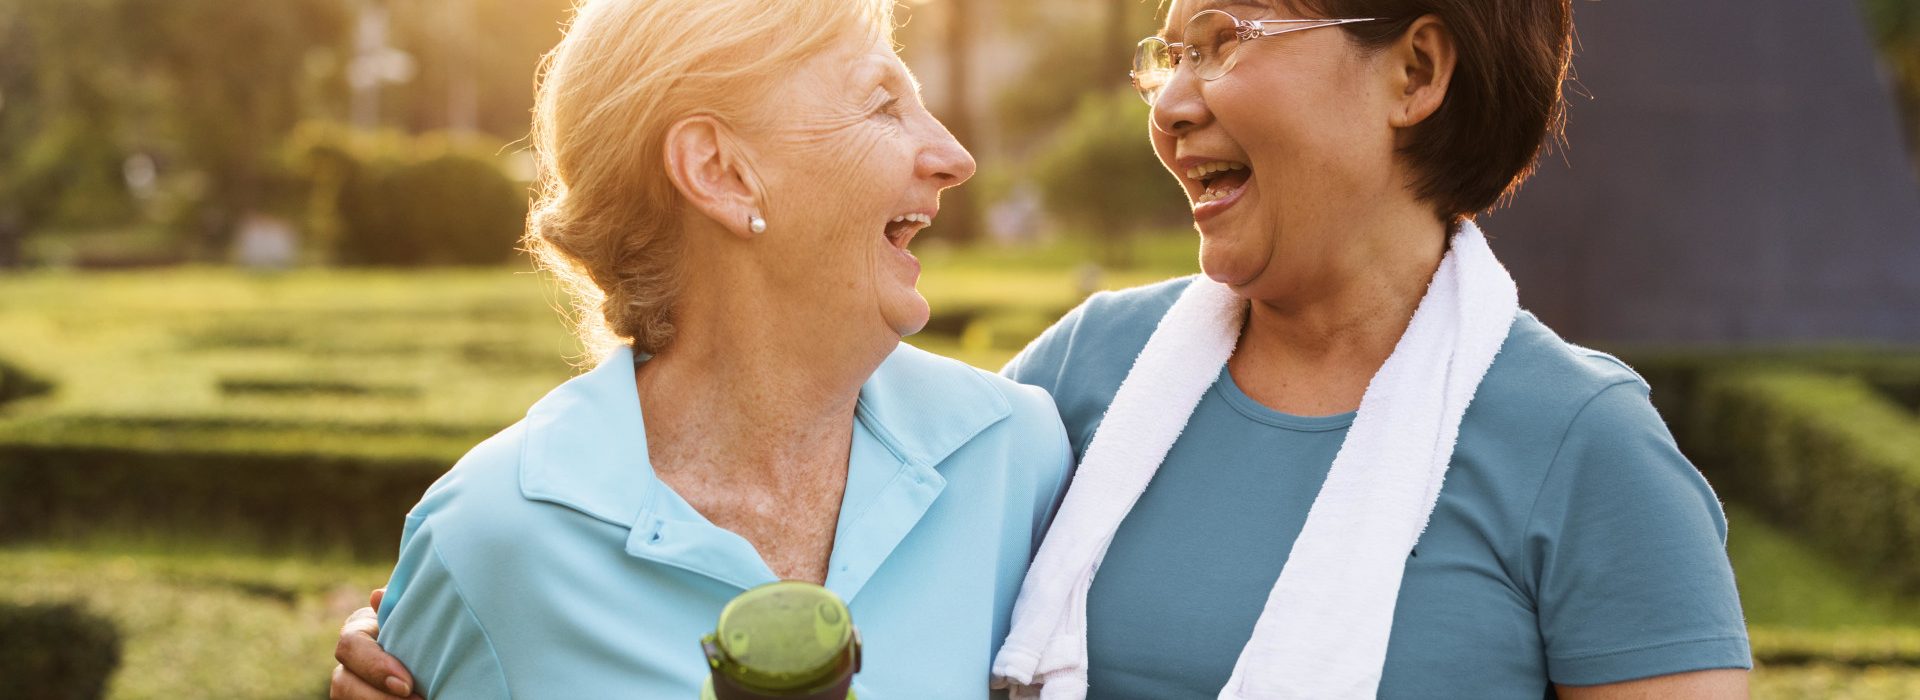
918, 116, 977, 189
1150, 66, 1212, 137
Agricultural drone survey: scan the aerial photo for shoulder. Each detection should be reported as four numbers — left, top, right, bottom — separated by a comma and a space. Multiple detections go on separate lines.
1003, 276, 1200, 446
1010, 275, 1196, 377
1466, 311, 1659, 446
872, 342, 1066, 452
409, 420, 534, 526
1486, 311, 1648, 398
1469, 312, 1715, 524
1081, 274, 1197, 320
401, 420, 611, 576
868, 343, 1070, 488
1065, 275, 1197, 351
1451, 311, 1692, 526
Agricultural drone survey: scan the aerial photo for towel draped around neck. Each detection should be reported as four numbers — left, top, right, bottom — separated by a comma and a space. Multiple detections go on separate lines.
991, 220, 1520, 699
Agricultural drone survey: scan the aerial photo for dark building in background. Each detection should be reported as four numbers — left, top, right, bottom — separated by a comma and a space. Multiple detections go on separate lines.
1483, 0, 1920, 345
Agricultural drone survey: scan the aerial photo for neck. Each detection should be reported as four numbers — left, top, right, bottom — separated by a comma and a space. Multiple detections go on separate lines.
636, 256, 897, 485
1239, 205, 1450, 371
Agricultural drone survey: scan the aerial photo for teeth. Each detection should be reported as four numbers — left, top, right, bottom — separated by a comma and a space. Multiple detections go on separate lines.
1194, 184, 1241, 204
889, 213, 933, 225
1184, 161, 1246, 180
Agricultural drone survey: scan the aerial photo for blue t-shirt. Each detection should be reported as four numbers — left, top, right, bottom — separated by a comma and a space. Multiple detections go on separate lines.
1001, 276, 1750, 699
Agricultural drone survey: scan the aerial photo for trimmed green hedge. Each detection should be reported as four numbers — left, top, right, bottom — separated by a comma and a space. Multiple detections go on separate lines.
335, 151, 529, 267
0, 602, 122, 700
1752, 626, 1920, 668
0, 416, 477, 558
1680, 369, 1920, 592
1624, 349, 1920, 443
0, 357, 53, 410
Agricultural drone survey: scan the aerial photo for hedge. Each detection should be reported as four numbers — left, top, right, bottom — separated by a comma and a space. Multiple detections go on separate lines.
1623, 348, 1920, 443
1679, 368, 1920, 592
334, 151, 529, 267
288, 123, 530, 267
0, 357, 53, 410
0, 416, 479, 559
0, 602, 122, 700
1752, 626, 1920, 668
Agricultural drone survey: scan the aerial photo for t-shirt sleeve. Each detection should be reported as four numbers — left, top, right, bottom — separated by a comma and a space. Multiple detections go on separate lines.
1523, 380, 1752, 686
377, 514, 513, 699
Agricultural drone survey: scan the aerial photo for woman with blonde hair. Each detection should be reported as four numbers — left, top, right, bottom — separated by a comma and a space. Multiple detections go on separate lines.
329, 0, 1071, 696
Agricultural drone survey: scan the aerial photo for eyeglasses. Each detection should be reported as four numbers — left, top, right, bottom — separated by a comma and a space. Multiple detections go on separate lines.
1131, 9, 1381, 105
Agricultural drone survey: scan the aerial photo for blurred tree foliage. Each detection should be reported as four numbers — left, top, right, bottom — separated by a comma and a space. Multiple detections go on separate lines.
0, 0, 139, 264
994, 0, 1162, 148
992, 0, 1186, 263
1033, 88, 1187, 267
1863, 0, 1920, 149
0, 0, 568, 265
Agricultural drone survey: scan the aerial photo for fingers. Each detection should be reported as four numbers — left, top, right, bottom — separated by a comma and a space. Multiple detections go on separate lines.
332, 663, 420, 700
335, 606, 416, 698
370, 587, 386, 610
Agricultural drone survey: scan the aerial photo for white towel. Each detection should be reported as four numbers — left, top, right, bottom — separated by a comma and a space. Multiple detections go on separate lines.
991, 221, 1519, 699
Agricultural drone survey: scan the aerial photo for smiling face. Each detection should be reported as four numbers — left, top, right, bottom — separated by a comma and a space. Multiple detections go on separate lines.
737, 34, 975, 340
1151, 0, 1407, 296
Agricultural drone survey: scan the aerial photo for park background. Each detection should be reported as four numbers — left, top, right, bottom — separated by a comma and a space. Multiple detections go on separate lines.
3, 0, 1920, 697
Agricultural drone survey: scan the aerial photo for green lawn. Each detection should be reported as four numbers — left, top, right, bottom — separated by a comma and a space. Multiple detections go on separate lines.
0, 546, 388, 700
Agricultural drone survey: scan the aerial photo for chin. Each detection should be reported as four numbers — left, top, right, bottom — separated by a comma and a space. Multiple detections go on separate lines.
1198, 238, 1261, 289
882, 293, 931, 338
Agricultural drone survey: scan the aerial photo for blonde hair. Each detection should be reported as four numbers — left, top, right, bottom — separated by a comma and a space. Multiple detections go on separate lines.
524, 0, 896, 360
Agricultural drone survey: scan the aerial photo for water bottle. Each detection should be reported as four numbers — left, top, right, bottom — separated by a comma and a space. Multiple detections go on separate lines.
699, 581, 861, 700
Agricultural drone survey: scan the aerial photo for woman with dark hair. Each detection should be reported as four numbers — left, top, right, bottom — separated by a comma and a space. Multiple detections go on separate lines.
991, 1, 1747, 697
336, 0, 1749, 697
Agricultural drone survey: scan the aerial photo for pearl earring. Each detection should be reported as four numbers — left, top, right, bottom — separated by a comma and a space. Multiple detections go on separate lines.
748, 214, 767, 235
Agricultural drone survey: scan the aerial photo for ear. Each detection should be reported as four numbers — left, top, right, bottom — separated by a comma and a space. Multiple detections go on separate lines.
1386, 15, 1457, 129
663, 115, 765, 240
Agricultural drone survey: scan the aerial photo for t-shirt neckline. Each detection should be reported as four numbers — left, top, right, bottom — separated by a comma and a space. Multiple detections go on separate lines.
1213, 364, 1357, 432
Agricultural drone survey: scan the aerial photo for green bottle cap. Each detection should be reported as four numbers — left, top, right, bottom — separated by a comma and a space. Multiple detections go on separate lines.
701, 581, 861, 696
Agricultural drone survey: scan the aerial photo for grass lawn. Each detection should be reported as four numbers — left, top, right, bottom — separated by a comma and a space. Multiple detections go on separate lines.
0, 545, 388, 700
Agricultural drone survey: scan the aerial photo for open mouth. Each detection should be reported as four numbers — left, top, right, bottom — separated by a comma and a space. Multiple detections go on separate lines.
883, 212, 932, 250
1187, 160, 1252, 204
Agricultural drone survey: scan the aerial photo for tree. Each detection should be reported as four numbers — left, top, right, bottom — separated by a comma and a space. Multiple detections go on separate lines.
117, 0, 352, 259
0, 0, 141, 266
1032, 89, 1187, 267
936, 0, 982, 243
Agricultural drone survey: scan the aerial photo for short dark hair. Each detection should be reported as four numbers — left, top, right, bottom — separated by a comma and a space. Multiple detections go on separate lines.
1285, 0, 1575, 223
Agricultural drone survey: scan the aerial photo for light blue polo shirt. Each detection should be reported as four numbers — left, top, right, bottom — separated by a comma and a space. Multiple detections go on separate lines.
377, 343, 1071, 698
1002, 276, 1751, 699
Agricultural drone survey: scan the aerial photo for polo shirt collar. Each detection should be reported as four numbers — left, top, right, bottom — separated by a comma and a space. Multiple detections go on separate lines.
516, 343, 1012, 595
